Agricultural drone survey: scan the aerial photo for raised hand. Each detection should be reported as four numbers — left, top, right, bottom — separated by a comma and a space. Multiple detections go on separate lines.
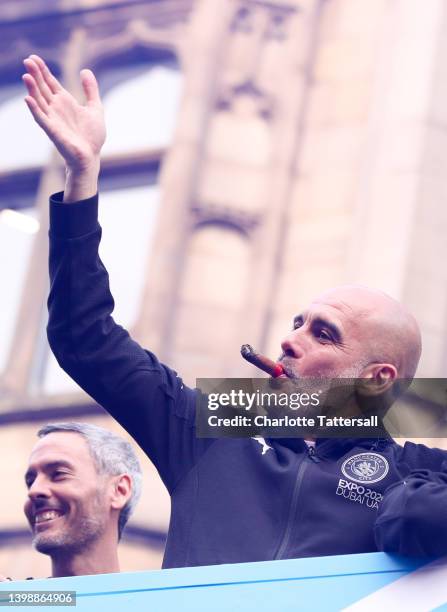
23, 55, 106, 201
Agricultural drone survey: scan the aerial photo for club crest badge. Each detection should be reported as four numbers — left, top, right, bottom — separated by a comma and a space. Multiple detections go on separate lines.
341, 452, 389, 484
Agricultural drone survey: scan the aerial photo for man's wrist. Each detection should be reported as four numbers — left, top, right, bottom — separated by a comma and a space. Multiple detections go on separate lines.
63, 160, 100, 203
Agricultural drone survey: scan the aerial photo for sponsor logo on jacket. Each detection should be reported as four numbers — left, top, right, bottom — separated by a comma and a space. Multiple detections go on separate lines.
341, 452, 389, 484
335, 453, 389, 510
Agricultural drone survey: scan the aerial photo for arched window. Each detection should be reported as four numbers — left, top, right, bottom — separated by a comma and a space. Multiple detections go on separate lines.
102, 64, 182, 155
0, 208, 38, 374
0, 83, 49, 377
0, 85, 52, 171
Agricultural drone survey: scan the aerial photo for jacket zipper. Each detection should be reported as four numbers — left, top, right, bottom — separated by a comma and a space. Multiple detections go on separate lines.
274, 445, 318, 559
307, 445, 320, 462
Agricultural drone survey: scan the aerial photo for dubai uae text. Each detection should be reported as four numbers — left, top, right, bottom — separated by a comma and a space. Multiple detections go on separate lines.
207, 415, 379, 427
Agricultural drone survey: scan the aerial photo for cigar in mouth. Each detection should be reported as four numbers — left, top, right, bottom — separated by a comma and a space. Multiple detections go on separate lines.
240, 344, 285, 378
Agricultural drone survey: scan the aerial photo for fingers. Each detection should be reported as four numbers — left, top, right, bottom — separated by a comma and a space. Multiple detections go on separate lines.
24, 94, 51, 133
80, 69, 101, 106
23, 57, 53, 106
22, 73, 49, 115
29, 54, 63, 94
23, 55, 100, 109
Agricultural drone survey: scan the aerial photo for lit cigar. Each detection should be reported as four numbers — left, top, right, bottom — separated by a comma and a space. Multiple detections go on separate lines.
240, 344, 284, 378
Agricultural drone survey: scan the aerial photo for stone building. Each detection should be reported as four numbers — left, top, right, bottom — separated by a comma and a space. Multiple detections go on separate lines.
0, 0, 446, 578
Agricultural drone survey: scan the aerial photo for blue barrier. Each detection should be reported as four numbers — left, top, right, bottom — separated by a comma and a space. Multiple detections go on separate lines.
1, 552, 446, 611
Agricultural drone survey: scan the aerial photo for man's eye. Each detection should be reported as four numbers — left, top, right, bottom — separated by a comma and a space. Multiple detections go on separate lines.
52, 471, 68, 480
293, 319, 303, 330
318, 329, 332, 341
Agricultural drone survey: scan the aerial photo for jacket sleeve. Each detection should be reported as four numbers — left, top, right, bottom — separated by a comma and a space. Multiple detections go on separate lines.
374, 452, 447, 556
47, 191, 214, 492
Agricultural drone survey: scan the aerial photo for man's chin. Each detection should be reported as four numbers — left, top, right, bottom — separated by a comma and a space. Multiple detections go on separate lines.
33, 533, 70, 555
33, 518, 106, 556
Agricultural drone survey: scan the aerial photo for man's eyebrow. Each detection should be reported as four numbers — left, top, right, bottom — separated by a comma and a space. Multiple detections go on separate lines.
45, 460, 73, 469
293, 313, 305, 325
24, 469, 35, 484
313, 317, 343, 342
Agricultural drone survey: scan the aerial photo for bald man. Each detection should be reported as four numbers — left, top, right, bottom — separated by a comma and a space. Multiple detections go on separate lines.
280, 285, 422, 381
24, 55, 447, 568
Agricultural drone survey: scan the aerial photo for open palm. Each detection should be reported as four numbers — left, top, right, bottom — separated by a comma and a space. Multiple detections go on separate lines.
23, 55, 106, 172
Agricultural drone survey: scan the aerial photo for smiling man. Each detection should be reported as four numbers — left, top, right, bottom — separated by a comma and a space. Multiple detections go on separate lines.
22, 54, 447, 568
23, 423, 142, 578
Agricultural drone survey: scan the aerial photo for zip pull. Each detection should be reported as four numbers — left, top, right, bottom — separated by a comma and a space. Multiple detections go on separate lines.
307, 445, 320, 462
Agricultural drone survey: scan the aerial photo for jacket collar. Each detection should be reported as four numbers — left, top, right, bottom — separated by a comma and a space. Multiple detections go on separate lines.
270, 436, 394, 457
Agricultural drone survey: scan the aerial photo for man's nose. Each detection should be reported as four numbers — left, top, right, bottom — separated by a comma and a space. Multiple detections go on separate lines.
27, 477, 51, 500
281, 330, 306, 359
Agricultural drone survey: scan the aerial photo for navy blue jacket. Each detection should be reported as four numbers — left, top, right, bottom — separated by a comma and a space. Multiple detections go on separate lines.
47, 192, 447, 568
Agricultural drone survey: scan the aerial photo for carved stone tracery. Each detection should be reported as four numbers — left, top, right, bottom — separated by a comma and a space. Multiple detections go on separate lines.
0, 0, 193, 78
216, 0, 299, 120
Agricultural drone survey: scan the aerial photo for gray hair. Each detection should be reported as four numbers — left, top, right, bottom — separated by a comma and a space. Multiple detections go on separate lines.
37, 422, 142, 540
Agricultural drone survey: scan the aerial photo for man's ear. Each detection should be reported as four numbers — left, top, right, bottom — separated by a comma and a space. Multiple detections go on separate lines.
110, 474, 132, 511
358, 363, 398, 396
